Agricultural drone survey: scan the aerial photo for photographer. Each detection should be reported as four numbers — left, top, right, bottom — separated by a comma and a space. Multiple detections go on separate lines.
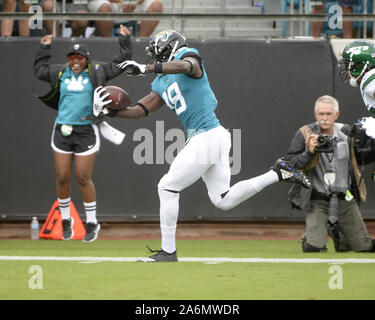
286, 95, 375, 252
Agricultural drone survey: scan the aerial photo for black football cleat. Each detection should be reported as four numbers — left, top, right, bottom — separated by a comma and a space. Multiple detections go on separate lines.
272, 158, 311, 189
62, 217, 74, 240
82, 223, 101, 242
137, 246, 178, 262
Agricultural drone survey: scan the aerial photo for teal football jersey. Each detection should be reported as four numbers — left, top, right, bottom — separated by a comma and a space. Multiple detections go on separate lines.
151, 47, 220, 138
56, 68, 93, 125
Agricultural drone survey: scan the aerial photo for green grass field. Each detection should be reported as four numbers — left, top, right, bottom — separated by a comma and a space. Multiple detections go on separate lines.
1, 239, 375, 300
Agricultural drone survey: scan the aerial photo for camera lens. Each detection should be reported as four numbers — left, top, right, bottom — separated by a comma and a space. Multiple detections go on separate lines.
317, 135, 327, 145
315, 135, 334, 153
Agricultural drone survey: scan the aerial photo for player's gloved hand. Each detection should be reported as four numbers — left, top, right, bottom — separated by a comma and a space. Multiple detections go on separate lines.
93, 86, 112, 117
117, 60, 147, 76
359, 116, 375, 139
351, 118, 368, 147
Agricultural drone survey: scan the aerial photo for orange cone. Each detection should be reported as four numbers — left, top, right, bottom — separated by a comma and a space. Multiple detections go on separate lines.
39, 200, 86, 240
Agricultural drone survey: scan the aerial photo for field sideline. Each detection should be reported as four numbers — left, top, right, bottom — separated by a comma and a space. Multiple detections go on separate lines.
1, 239, 375, 300
2, 255, 375, 264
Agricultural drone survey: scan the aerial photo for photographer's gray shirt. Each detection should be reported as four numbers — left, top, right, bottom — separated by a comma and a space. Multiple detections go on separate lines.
309, 126, 350, 195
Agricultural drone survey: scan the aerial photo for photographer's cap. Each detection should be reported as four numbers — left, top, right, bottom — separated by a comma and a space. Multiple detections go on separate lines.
67, 43, 90, 58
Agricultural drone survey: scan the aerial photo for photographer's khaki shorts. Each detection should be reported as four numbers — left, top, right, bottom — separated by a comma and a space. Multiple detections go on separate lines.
304, 199, 372, 251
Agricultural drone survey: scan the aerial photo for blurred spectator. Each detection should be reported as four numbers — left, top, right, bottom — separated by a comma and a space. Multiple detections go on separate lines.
1, 0, 31, 36
87, 0, 163, 37
87, 0, 119, 37
310, 0, 361, 38
41, 0, 88, 37
123, 0, 163, 37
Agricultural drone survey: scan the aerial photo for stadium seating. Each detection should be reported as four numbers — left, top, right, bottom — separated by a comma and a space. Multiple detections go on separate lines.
353, 0, 374, 38
280, 0, 311, 37
153, 0, 283, 39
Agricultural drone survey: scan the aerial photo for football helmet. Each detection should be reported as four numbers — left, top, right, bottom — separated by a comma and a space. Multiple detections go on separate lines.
146, 30, 188, 63
339, 41, 375, 86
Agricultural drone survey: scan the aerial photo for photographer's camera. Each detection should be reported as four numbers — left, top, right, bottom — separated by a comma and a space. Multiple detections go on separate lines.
351, 121, 372, 151
315, 134, 335, 153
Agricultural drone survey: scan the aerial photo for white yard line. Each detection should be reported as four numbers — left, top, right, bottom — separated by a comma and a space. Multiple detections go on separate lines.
1, 256, 375, 264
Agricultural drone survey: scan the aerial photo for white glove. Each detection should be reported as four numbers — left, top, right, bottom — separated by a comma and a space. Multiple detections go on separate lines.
93, 86, 112, 117
117, 60, 147, 76
360, 116, 375, 139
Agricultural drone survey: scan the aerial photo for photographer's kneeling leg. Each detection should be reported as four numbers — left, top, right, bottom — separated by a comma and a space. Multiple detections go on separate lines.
337, 200, 373, 252
302, 202, 329, 252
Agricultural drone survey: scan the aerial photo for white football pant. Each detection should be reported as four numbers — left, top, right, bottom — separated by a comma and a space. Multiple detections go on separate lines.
158, 125, 279, 253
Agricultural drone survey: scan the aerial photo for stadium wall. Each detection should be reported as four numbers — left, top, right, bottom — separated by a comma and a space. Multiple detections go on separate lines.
0, 37, 374, 222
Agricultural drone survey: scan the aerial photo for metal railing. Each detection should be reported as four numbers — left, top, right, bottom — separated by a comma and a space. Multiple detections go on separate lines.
1, 7, 375, 38
359, 0, 374, 39
283, 0, 375, 39
3, 12, 375, 21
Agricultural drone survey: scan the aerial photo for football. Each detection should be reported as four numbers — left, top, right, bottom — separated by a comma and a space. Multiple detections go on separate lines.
103, 85, 131, 110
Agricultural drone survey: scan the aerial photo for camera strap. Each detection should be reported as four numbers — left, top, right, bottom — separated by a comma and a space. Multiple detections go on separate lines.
325, 152, 334, 163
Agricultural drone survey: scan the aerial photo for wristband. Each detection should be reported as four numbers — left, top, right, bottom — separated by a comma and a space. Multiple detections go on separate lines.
136, 102, 149, 117
107, 109, 119, 117
154, 63, 163, 74
185, 60, 193, 74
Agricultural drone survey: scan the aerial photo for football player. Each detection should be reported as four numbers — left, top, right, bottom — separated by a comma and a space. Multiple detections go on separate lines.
340, 40, 375, 137
94, 30, 311, 262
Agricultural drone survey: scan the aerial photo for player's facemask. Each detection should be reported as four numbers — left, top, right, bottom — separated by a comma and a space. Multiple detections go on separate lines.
340, 41, 375, 88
